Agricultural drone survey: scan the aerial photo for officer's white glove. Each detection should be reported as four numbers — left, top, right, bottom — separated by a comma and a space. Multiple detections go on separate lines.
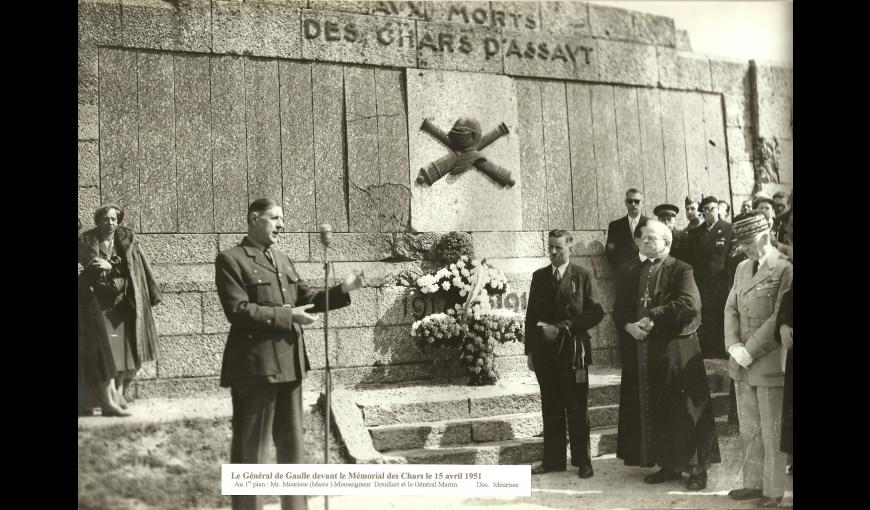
729, 344, 753, 368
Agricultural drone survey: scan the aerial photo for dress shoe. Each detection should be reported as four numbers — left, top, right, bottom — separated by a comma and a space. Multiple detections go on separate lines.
756, 496, 782, 508
643, 468, 681, 484
686, 472, 707, 491
531, 464, 565, 475
729, 488, 763, 500
577, 465, 594, 479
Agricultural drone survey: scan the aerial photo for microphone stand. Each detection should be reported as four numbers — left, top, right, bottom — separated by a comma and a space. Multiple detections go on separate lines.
322, 238, 331, 510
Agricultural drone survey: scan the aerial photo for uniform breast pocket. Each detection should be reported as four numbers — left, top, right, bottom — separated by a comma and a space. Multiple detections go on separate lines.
746, 289, 776, 318
244, 276, 273, 304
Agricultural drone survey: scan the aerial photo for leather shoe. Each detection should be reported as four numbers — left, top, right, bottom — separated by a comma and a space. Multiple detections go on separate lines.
531, 464, 565, 475
577, 465, 593, 479
686, 472, 707, 491
756, 496, 782, 508
729, 488, 763, 500
643, 468, 681, 484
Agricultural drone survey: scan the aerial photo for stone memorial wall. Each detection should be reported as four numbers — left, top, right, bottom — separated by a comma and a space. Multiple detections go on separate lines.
78, 0, 793, 398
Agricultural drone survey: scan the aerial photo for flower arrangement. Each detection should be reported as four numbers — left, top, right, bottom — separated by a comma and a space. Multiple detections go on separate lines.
410, 251, 524, 385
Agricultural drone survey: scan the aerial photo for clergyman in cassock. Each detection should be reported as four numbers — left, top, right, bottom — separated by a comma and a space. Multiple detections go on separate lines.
724, 212, 793, 508
614, 219, 720, 491
525, 229, 604, 479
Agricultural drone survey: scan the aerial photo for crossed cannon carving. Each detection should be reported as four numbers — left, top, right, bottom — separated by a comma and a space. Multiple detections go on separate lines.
417, 117, 516, 187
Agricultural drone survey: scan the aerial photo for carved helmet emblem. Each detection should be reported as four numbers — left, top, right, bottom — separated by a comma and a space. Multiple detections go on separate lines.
417, 117, 515, 187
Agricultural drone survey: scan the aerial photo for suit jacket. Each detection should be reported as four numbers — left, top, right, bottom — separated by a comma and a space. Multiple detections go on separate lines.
524, 262, 604, 368
612, 254, 702, 345
606, 215, 647, 269
724, 249, 793, 387
688, 219, 732, 282
215, 237, 350, 387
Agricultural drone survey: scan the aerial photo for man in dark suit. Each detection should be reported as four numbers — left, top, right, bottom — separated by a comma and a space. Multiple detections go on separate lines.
215, 198, 364, 510
613, 219, 720, 491
606, 188, 648, 269
525, 229, 604, 479
687, 196, 732, 359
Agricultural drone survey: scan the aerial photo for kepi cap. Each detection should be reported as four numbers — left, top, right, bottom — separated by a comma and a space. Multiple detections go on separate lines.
733, 212, 770, 241
653, 203, 680, 218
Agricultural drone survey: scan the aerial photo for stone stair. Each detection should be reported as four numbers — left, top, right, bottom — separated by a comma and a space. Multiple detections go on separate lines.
333, 362, 734, 465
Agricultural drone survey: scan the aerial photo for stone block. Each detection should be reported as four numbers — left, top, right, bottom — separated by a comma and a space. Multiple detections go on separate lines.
302, 328, 336, 369
132, 376, 223, 400
415, 21, 503, 74
394, 232, 441, 260
596, 314, 618, 348
137, 234, 218, 264
675, 29, 691, 51
138, 361, 157, 380
309, 1, 371, 14
219, 233, 309, 262
502, 29, 598, 81
657, 48, 712, 91
157, 334, 225, 378
724, 93, 752, 128
730, 160, 756, 198
244, 58, 283, 203
325, 362, 446, 388
703, 94, 730, 201
279, 61, 317, 232
377, 286, 415, 325
78, 0, 122, 46
569, 231, 606, 256
120, 0, 211, 53
300, 9, 417, 67
516, 79, 547, 231
312, 63, 349, 231
174, 54, 215, 233
202, 292, 231, 334
757, 95, 792, 140
151, 264, 217, 293
210, 56, 249, 233
328, 288, 380, 328
589, 84, 621, 228
329, 261, 421, 288
78, 187, 101, 228
471, 232, 544, 259
213, 1, 302, 58
137, 52, 178, 233
426, 1, 491, 27
682, 93, 708, 202
153, 292, 203, 336
565, 83, 598, 230
375, 69, 412, 232
490, 1, 542, 30
540, 1, 589, 36
360, 398, 470, 427
588, 3, 632, 41
541, 81, 574, 229
596, 39, 659, 87
595, 278, 615, 311
614, 86, 643, 204
345, 66, 381, 233
78, 45, 99, 106
478, 257, 549, 279
492, 340, 524, 356
632, 11, 676, 47
726, 127, 752, 163
307, 233, 393, 261
591, 348, 611, 366
79, 104, 98, 141
710, 58, 749, 95
570, 255, 595, 276
755, 63, 793, 99
472, 414, 541, 442
637, 88, 667, 211
78, 141, 99, 187
336, 325, 425, 366
776, 139, 793, 184
589, 404, 619, 430
493, 354, 526, 376
590, 255, 613, 279
407, 70, 522, 231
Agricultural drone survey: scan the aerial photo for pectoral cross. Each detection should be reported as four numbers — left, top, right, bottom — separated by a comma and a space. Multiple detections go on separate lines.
640, 288, 652, 308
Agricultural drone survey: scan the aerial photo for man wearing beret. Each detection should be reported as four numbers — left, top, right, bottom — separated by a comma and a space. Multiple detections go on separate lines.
215, 198, 365, 510
606, 188, 649, 270
687, 196, 732, 359
724, 212, 793, 508
526, 229, 604, 479
653, 203, 687, 263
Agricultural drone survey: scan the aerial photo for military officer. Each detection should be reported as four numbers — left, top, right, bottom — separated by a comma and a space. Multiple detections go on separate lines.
653, 203, 687, 262
724, 212, 793, 509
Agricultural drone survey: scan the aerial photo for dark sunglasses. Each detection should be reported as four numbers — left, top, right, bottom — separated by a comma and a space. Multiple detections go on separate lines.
625, 199, 642, 205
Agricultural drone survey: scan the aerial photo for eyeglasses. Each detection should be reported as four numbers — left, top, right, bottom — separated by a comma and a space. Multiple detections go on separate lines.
702, 207, 717, 212
625, 199, 642, 205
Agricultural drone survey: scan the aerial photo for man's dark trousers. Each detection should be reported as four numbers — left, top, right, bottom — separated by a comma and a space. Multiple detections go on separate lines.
230, 381, 305, 510
534, 356, 591, 470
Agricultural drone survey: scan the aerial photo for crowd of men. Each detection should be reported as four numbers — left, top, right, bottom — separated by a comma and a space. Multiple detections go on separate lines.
597, 187, 794, 507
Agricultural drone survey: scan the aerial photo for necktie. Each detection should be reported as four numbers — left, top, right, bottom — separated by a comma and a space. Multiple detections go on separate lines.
553, 267, 561, 289
264, 249, 276, 269
752, 260, 759, 276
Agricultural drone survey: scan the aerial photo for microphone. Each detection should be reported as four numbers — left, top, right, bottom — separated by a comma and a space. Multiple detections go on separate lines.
319, 223, 333, 248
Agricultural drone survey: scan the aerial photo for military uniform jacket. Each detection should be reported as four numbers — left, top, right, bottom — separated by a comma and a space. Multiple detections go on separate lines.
724, 249, 793, 387
688, 219, 732, 281
215, 237, 350, 387
524, 262, 604, 368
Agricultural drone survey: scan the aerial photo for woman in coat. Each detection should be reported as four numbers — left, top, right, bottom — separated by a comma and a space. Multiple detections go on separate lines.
78, 204, 162, 416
